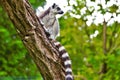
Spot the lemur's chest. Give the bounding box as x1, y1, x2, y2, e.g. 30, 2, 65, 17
42, 14, 56, 28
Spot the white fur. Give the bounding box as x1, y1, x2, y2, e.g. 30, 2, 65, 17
59, 46, 65, 51
65, 74, 73, 79
64, 60, 71, 65
54, 41, 60, 46
62, 52, 69, 58
66, 68, 72, 72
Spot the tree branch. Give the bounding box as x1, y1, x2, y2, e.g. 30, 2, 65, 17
0, 0, 65, 80
100, 20, 107, 77
103, 20, 107, 55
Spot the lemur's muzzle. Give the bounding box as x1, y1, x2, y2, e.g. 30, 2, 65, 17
58, 11, 64, 14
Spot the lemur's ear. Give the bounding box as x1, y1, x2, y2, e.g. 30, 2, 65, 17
52, 3, 56, 8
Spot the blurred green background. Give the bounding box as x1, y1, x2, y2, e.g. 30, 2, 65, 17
0, 0, 120, 80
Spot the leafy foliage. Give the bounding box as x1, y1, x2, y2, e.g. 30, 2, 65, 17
59, 0, 120, 80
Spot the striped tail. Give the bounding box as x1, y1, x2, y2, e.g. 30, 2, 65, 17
53, 40, 73, 80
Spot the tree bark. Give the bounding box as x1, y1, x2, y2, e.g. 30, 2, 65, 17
0, 0, 65, 80
99, 20, 108, 79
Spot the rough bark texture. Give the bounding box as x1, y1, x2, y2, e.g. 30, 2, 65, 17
0, 0, 65, 80
101, 20, 107, 74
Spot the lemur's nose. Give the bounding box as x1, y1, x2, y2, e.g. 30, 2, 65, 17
61, 11, 64, 14
59, 11, 64, 14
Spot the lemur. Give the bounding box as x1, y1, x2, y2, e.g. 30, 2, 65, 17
36, 3, 73, 80
36, 3, 64, 40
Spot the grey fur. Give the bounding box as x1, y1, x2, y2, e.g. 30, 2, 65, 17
37, 3, 63, 39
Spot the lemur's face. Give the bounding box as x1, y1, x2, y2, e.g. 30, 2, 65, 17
51, 3, 64, 14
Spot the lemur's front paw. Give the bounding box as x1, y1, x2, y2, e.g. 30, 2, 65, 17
45, 31, 50, 37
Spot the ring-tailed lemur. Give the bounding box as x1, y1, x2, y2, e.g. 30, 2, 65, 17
36, 3, 73, 80
52, 40, 73, 80
36, 3, 64, 40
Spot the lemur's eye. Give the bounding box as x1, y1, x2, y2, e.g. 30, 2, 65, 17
57, 7, 60, 11
52, 3, 56, 8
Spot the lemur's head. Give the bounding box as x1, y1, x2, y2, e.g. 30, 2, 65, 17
51, 3, 64, 14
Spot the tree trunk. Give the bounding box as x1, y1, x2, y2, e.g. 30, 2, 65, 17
0, 0, 65, 80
